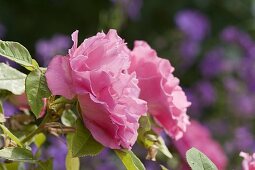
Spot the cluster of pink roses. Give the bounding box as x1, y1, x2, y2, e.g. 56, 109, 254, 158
240, 152, 255, 170
45, 29, 190, 149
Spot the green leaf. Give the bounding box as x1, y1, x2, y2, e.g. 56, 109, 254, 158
0, 63, 26, 95
0, 101, 3, 114
156, 136, 172, 159
0, 90, 12, 99
0, 147, 36, 163
61, 109, 77, 127
18, 162, 26, 170
160, 165, 168, 170
186, 147, 218, 170
66, 150, 80, 170
139, 131, 172, 160
0, 163, 7, 170
138, 116, 151, 135
0, 40, 38, 70
0, 101, 5, 123
114, 150, 145, 170
137, 116, 153, 149
5, 162, 19, 170
32, 59, 39, 69
0, 124, 23, 147
34, 133, 46, 148
37, 159, 53, 170
67, 120, 104, 157
137, 116, 172, 160
26, 69, 51, 118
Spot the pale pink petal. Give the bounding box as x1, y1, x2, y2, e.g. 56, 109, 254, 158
129, 40, 190, 140
45, 56, 75, 99
174, 120, 228, 170
69, 30, 79, 55
78, 94, 121, 149
240, 152, 255, 170
39, 98, 47, 118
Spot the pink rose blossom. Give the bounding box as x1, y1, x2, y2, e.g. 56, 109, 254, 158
9, 93, 29, 110
9, 93, 46, 116
39, 98, 47, 118
46, 30, 147, 149
240, 152, 255, 170
129, 41, 191, 140
174, 120, 228, 170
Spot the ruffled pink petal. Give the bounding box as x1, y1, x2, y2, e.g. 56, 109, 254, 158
129, 40, 191, 140
45, 56, 75, 99
69, 30, 79, 56
78, 94, 121, 149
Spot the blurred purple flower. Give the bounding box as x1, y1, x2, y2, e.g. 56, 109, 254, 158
226, 127, 255, 154
239, 57, 255, 92
35, 34, 71, 66
234, 127, 255, 152
175, 10, 210, 41
145, 161, 162, 170
185, 89, 202, 116
0, 24, 18, 67
97, 162, 117, 170
96, 150, 117, 170
3, 102, 18, 117
231, 94, 255, 117
223, 77, 240, 92
185, 82, 216, 116
195, 80, 216, 107
179, 40, 200, 68
206, 120, 229, 137
32, 144, 38, 156
239, 35, 254, 52
0, 56, 19, 68
80, 149, 119, 170
220, 26, 254, 53
111, 0, 143, 20
246, 46, 255, 58
0, 23, 6, 39
42, 137, 67, 170
200, 48, 225, 77
220, 26, 240, 43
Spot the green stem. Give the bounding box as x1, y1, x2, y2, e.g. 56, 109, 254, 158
21, 111, 51, 144
21, 97, 74, 144
51, 96, 74, 105
0, 124, 24, 147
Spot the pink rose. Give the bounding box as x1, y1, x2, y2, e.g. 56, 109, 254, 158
129, 41, 191, 140
174, 120, 228, 170
9, 93, 29, 110
46, 30, 147, 149
9, 93, 46, 117
240, 152, 255, 170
